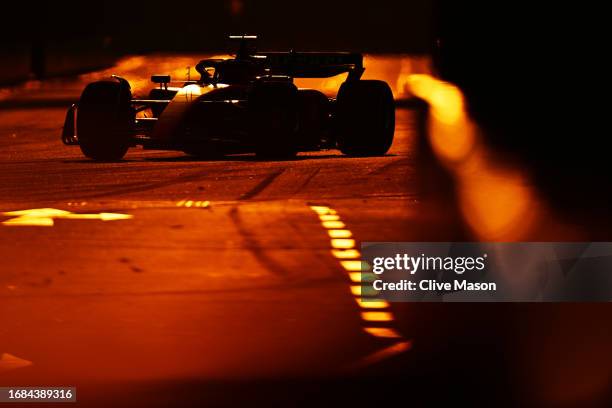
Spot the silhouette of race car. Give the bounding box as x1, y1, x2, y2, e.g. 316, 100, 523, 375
62, 36, 395, 161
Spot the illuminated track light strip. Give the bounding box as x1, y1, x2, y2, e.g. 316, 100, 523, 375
363, 327, 402, 339
311, 206, 336, 215
331, 249, 361, 259
176, 200, 210, 208
351, 285, 380, 297
331, 239, 355, 249
348, 272, 377, 283
355, 298, 390, 309
309, 205, 410, 347
322, 220, 346, 229
328, 229, 353, 238
361, 311, 394, 322
350, 285, 362, 296
341, 261, 363, 272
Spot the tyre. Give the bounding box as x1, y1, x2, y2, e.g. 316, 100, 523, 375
297, 89, 329, 148
77, 78, 133, 161
335, 80, 395, 156
249, 81, 299, 159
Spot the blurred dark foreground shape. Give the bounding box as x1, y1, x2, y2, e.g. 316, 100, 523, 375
391, 2, 612, 407
433, 2, 611, 233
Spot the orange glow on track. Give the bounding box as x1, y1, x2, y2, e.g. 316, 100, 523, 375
359, 341, 412, 363
296, 55, 432, 98
75, 54, 432, 103
362, 327, 402, 338
79, 54, 233, 96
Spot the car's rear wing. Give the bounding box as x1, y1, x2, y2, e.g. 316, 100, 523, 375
257, 52, 364, 80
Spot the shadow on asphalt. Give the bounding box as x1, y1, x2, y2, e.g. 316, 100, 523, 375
0, 98, 77, 110
61, 153, 399, 164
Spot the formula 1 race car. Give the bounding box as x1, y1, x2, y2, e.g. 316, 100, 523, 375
62, 36, 395, 161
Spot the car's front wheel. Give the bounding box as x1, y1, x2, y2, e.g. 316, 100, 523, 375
77, 78, 133, 161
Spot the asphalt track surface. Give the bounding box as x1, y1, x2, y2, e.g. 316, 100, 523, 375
0, 55, 445, 405
1, 56, 611, 407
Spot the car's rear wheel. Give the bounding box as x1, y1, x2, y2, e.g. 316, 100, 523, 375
335, 80, 395, 156
77, 78, 133, 161
249, 81, 299, 159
